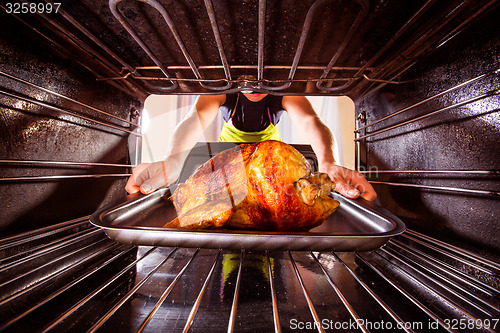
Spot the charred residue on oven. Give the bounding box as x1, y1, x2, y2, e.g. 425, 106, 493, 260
355, 3, 500, 257
1, 0, 499, 331
0, 5, 143, 235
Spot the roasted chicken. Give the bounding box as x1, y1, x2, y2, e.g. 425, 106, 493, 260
164, 140, 339, 231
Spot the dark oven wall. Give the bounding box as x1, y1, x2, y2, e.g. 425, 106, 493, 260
0, 11, 143, 236
1, 0, 498, 245
355, 5, 500, 259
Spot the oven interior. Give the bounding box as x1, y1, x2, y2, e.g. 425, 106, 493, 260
0, 0, 499, 331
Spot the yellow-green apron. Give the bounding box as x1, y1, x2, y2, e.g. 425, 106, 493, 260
219, 119, 281, 143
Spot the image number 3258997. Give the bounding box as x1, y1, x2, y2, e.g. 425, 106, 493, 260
4, 2, 62, 14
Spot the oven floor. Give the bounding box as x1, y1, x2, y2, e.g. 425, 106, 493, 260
0, 218, 498, 332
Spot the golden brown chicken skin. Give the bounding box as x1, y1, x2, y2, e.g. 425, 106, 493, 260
164, 140, 339, 231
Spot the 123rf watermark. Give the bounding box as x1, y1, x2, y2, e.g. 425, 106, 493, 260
290, 318, 499, 331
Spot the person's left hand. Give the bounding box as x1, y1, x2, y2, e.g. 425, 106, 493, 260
320, 164, 377, 201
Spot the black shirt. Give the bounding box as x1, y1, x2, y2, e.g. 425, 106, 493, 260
219, 94, 285, 132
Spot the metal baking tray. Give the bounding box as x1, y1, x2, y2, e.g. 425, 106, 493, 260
90, 187, 406, 251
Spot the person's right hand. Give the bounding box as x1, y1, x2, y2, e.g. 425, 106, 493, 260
125, 160, 180, 194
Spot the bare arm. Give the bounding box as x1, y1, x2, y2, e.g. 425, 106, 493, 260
282, 96, 376, 201
125, 94, 225, 194
165, 94, 224, 162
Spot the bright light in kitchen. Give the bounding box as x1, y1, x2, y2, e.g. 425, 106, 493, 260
140, 108, 150, 134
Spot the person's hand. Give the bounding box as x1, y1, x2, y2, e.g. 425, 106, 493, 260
125, 159, 181, 195
320, 164, 377, 201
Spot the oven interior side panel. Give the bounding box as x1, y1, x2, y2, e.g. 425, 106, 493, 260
355, 5, 499, 257
0, 12, 143, 236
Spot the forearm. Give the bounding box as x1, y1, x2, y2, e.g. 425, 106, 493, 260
282, 96, 336, 167
164, 111, 205, 166
125, 95, 222, 194
306, 118, 376, 200
164, 95, 222, 166
303, 116, 337, 167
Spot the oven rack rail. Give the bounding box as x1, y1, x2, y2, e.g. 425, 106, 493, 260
367, 181, 499, 198
0, 159, 133, 182
104, 0, 493, 95
0, 69, 138, 182
355, 85, 500, 141
354, 69, 500, 135
0, 70, 141, 137
354, 69, 500, 142
7, 0, 498, 96
0, 218, 498, 332
354, 67, 500, 199
106, 0, 372, 93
